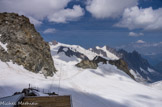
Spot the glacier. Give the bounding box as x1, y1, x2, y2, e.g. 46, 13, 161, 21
0, 42, 162, 107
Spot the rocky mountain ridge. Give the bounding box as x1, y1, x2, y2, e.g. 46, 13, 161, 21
56, 45, 135, 80
0, 12, 56, 76
155, 61, 162, 73
90, 46, 162, 82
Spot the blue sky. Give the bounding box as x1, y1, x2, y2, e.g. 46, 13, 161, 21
0, 0, 162, 55
38, 0, 162, 52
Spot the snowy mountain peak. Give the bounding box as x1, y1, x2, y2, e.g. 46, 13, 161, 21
57, 46, 89, 60
93, 45, 119, 60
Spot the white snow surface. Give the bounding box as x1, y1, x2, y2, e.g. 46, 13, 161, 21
62, 47, 68, 52
96, 46, 119, 60
50, 42, 97, 60
140, 67, 149, 74
0, 43, 162, 107
0, 41, 8, 51
149, 81, 162, 90
130, 69, 138, 79
148, 68, 156, 73
130, 69, 146, 82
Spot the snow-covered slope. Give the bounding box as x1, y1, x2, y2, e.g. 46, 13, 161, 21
96, 46, 119, 60
90, 45, 119, 60
0, 42, 162, 107
50, 42, 97, 60
149, 81, 162, 90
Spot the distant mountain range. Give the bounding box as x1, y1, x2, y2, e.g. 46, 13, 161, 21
90, 46, 162, 82
116, 41, 162, 69
52, 42, 162, 82
142, 53, 162, 66
154, 61, 162, 73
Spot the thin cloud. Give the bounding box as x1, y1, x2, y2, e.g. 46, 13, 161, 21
136, 40, 146, 44
129, 32, 144, 37
43, 28, 57, 34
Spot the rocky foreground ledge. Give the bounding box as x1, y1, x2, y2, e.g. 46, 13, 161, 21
0, 12, 56, 76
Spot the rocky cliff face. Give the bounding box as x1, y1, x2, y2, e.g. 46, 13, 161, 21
0, 12, 56, 76
109, 59, 135, 80
76, 56, 109, 69
117, 50, 154, 81
76, 60, 98, 69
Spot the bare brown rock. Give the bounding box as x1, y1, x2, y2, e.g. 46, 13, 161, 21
109, 59, 135, 80
76, 60, 98, 69
0, 12, 56, 76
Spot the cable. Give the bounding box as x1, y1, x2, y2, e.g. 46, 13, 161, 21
57, 63, 62, 95
49, 73, 55, 93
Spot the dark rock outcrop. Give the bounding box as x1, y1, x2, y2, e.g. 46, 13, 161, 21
76, 56, 108, 69
90, 46, 121, 58
76, 60, 98, 69
118, 50, 154, 81
93, 56, 108, 64
76, 55, 135, 80
118, 50, 152, 71
93, 56, 135, 80
109, 59, 135, 79
58, 46, 89, 60
76, 54, 135, 79
0, 12, 56, 76
90, 48, 107, 57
